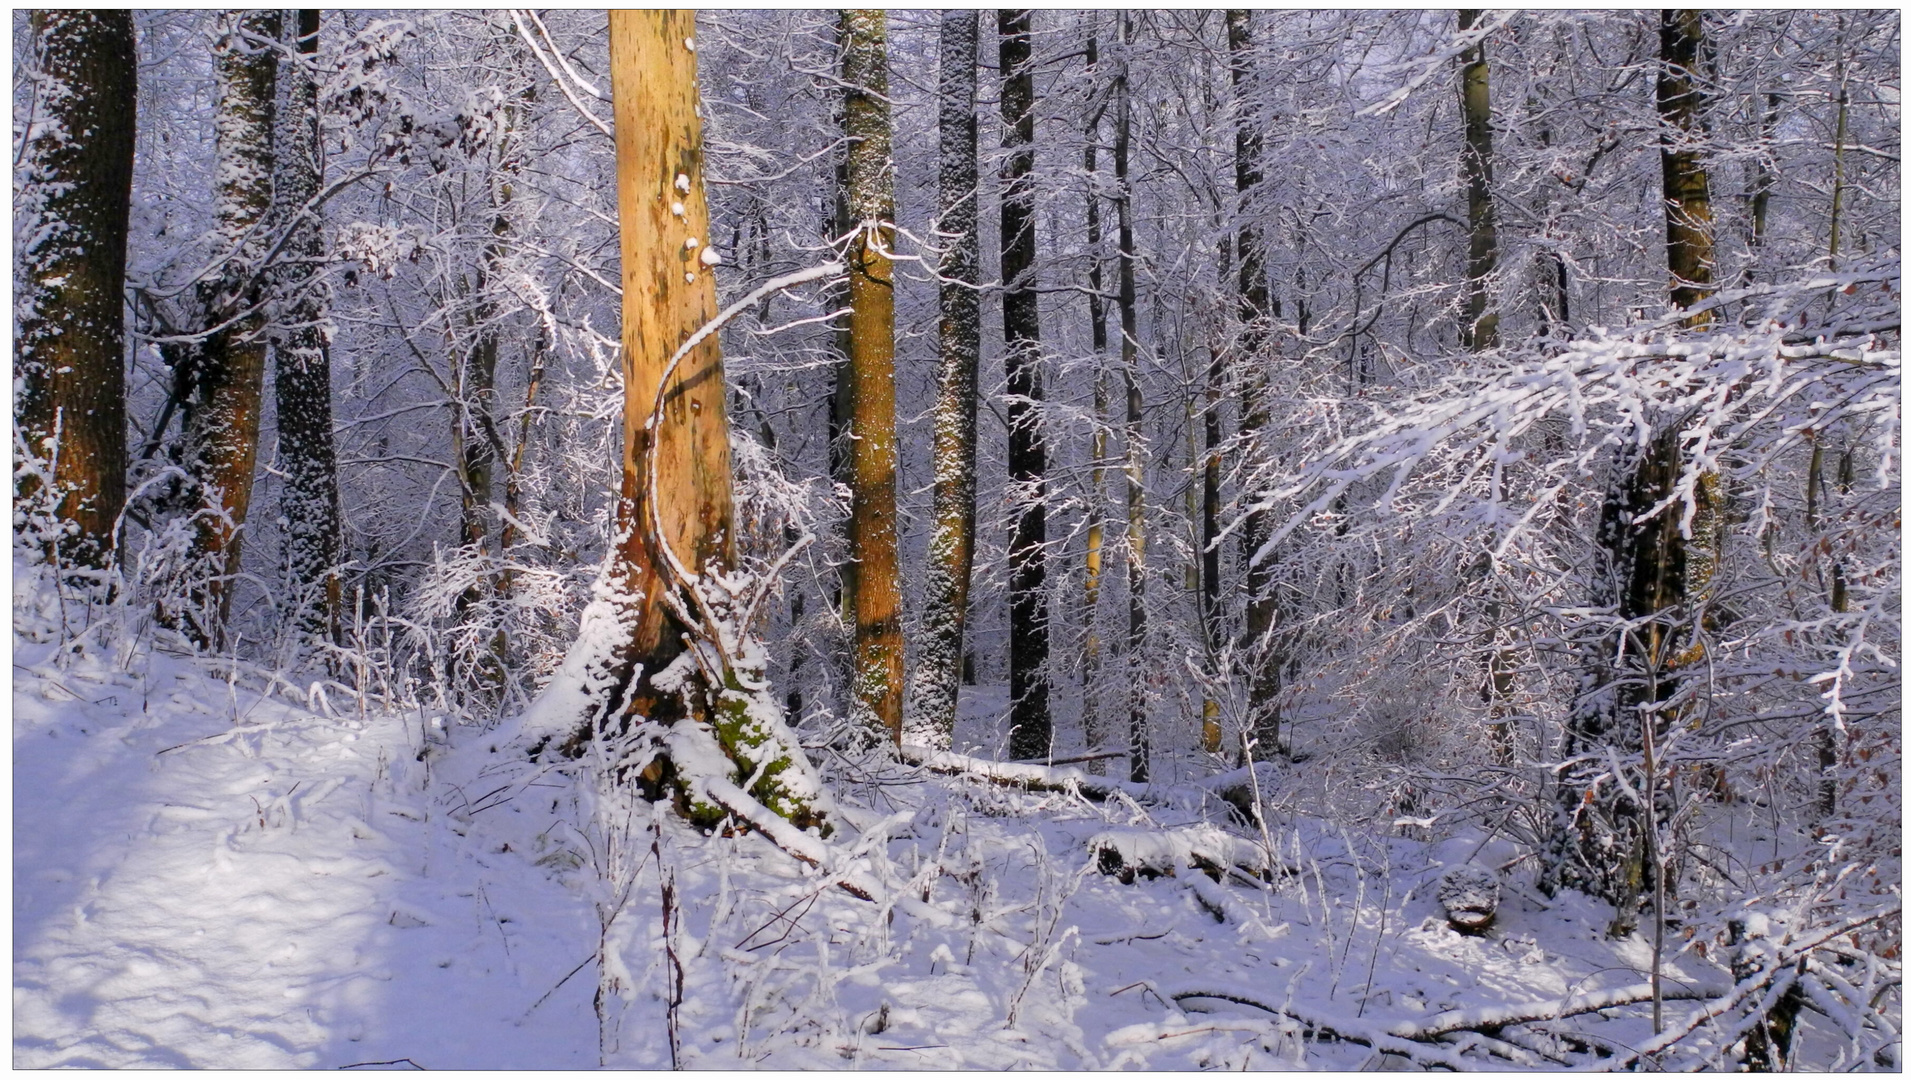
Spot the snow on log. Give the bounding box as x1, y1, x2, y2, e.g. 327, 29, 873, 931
898, 743, 1149, 801
1087, 824, 1272, 884
1436, 864, 1500, 932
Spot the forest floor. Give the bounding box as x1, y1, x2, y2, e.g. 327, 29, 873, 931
9, 626, 1858, 1070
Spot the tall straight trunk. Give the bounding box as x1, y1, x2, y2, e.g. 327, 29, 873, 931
839, 10, 904, 746
14, 11, 135, 573
1658, 8, 1714, 319
907, 9, 980, 750
999, 9, 1050, 761
825, 38, 858, 676
1459, 11, 1511, 753
170, 10, 281, 645
1113, 13, 1148, 784
605, 10, 735, 707
1827, 21, 1849, 273
1227, 9, 1280, 760
531, 13, 824, 833
1457, 9, 1500, 349
272, 9, 342, 644
1200, 243, 1225, 755
1081, 24, 1110, 760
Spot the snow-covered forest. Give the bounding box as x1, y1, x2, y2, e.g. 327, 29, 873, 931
13, 8, 1900, 1069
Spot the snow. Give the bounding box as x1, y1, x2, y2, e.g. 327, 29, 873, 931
13, 594, 1898, 1069
13, 639, 597, 1068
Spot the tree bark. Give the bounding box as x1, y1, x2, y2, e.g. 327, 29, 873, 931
529, 11, 828, 831
839, 10, 905, 746
1081, 22, 1110, 762
1113, 13, 1148, 784
1457, 9, 1500, 349
1548, 12, 1720, 931
999, 9, 1050, 762
606, 10, 735, 706
1227, 9, 1281, 761
907, 9, 980, 750
15, 11, 136, 574
168, 10, 281, 645
1658, 8, 1714, 320
272, 9, 343, 645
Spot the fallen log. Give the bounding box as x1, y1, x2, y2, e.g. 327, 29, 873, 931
898, 744, 1148, 801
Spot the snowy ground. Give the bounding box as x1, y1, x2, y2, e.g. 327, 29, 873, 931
12, 630, 1888, 1069
13, 639, 595, 1069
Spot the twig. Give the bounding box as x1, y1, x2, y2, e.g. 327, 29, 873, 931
520, 954, 595, 1021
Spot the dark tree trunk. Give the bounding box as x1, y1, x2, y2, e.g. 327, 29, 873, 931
907, 9, 980, 749
15, 11, 136, 574
1546, 12, 1721, 937
1227, 9, 1281, 761
1658, 8, 1714, 319
1081, 22, 1110, 761
999, 9, 1050, 762
1113, 13, 1148, 784
1457, 9, 1500, 349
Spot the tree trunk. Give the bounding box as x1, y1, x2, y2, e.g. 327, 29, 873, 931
1548, 11, 1719, 932
999, 9, 1050, 762
1081, 22, 1110, 763
1457, 9, 1500, 350
607, 10, 736, 703
1227, 9, 1281, 761
532, 11, 826, 830
1113, 13, 1148, 784
839, 10, 905, 747
272, 9, 343, 645
168, 10, 281, 646
1658, 8, 1714, 320
15, 11, 136, 574
1746, 91, 1780, 281
907, 9, 980, 750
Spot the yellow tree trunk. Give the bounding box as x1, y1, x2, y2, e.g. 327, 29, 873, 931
607, 9, 736, 686
840, 9, 905, 747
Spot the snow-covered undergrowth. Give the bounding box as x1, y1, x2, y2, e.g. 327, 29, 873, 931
13, 590, 1899, 1069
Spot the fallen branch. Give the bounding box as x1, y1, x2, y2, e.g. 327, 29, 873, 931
899, 743, 1146, 801
1174, 988, 1475, 1071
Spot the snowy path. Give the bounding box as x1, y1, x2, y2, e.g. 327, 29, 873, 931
13, 645, 598, 1069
